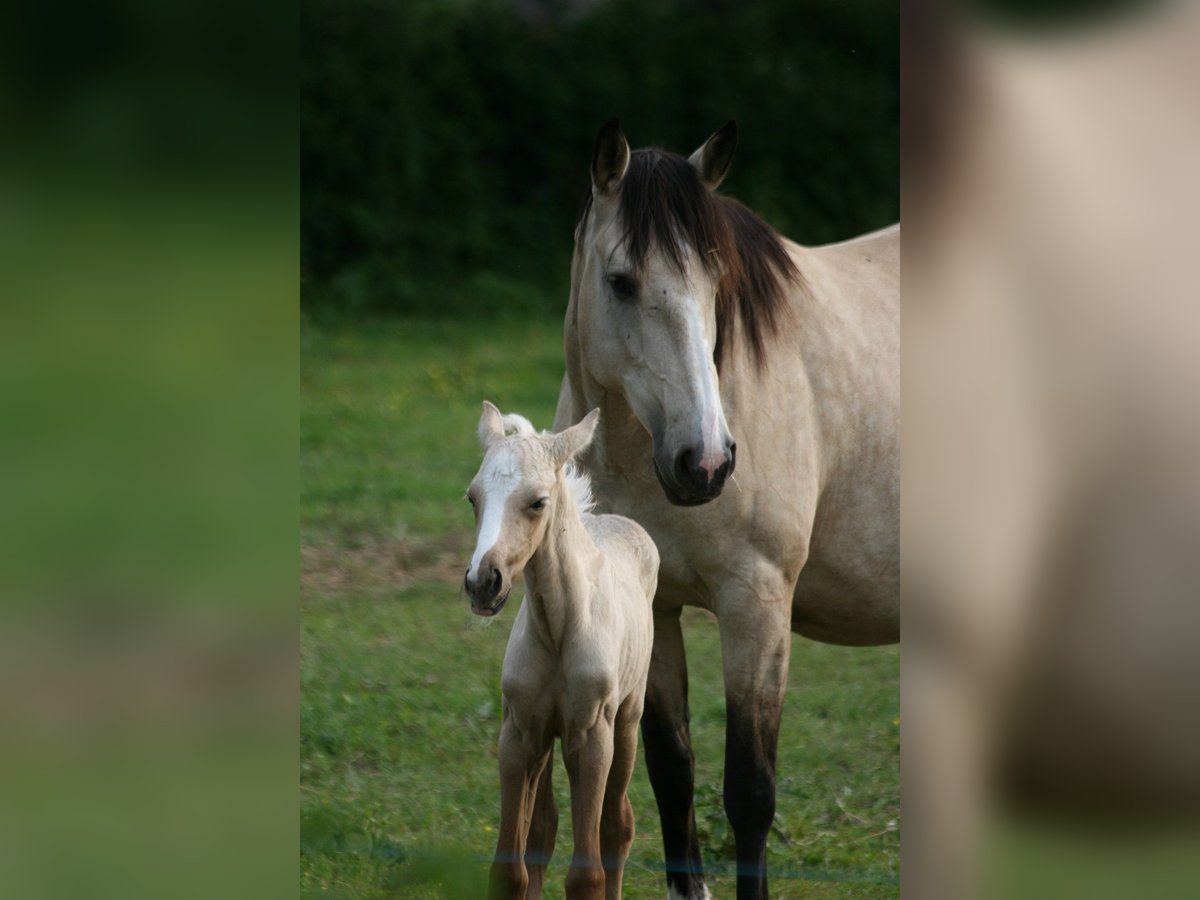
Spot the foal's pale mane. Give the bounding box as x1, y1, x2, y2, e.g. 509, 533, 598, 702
578, 147, 802, 369
499, 413, 537, 437
562, 463, 595, 517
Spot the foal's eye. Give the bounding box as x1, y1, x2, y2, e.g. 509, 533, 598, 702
529, 498, 548, 511
606, 273, 637, 300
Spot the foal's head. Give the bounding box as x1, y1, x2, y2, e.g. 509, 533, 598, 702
463, 402, 599, 617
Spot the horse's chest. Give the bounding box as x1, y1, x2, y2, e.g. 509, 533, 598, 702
590, 482, 733, 607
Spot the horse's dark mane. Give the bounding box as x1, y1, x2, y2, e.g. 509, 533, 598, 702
578, 147, 801, 369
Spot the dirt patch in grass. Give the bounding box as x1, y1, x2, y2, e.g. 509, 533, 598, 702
301, 532, 470, 598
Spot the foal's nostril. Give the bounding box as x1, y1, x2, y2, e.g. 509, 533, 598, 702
488, 567, 502, 598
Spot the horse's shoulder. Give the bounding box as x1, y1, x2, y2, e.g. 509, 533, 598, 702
585, 512, 660, 585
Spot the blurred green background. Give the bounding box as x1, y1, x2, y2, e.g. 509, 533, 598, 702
301, 0, 899, 319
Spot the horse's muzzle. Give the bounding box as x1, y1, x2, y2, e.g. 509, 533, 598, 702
654, 441, 736, 506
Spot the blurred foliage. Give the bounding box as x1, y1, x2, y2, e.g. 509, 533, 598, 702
301, 0, 898, 318
965, 0, 1157, 31
1, 3, 297, 897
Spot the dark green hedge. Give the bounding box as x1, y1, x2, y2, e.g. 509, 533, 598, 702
301, 0, 897, 317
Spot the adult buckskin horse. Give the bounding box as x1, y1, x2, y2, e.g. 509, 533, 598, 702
553, 120, 899, 899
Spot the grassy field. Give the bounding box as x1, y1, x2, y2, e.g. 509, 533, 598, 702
301, 317, 899, 898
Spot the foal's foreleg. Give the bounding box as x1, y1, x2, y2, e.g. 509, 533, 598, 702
599, 703, 641, 899
490, 714, 547, 900
641, 606, 708, 899
562, 710, 615, 899
523, 748, 557, 899
719, 596, 792, 900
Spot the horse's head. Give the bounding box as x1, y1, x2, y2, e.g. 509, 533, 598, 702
463, 402, 599, 616
572, 119, 776, 506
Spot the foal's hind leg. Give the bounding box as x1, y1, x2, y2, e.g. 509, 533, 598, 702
641, 606, 708, 899
599, 701, 641, 899
523, 748, 558, 899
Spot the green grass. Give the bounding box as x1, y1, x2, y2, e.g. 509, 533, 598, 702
301, 316, 899, 898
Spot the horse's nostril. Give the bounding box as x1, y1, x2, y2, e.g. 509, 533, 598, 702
674, 448, 695, 483
489, 567, 502, 598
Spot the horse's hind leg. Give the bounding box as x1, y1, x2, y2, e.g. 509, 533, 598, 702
641, 606, 708, 899
599, 702, 641, 899
523, 748, 558, 899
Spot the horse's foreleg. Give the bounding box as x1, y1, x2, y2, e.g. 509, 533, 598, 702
523, 748, 557, 899
490, 714, 545, 900
599, 701, 641, 899
641, 606, 709, 899
562, 712, 615, 899
720, 598, 792, 900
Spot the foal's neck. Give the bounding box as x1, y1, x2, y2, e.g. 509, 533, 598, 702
524, 476, 598, 650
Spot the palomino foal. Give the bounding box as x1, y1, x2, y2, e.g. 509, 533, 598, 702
464, 402, 659, 900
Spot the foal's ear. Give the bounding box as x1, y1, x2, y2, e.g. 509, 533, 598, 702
591, 118, 630, 196
478, 400, 505, 450
688, 120, 738, 191
551, 408, 600, 468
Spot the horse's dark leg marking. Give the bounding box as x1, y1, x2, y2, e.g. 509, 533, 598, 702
721, 604, 791, 900
724, 704, 783, 899
642, 606, 708, 899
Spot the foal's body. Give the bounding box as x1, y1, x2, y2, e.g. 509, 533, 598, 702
464, 404, 658, 899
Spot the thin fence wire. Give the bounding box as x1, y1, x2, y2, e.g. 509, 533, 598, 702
300, 836, 898, 886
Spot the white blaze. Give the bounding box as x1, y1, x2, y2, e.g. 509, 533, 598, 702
699, 406, 725, 479
468, 450, 517, 581
685, 305, 728, 479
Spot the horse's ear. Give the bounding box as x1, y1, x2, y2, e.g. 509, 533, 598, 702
591, 119, 630, 196
552, 408, 600, 468
688, 120, 738, 191
478, 400, 505, 450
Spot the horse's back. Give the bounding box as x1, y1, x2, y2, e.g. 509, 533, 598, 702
807, 223, 900, 300
782, 223, 900, 645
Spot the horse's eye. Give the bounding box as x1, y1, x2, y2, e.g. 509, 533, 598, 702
529, 498, 548, 511
607, 273, 637, 300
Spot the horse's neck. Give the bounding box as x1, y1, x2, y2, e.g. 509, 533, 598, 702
523, 482, 598, 650
592, 393, 654, 479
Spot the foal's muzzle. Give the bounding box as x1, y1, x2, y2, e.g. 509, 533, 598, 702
464, 566, 510, 617
653, 440, 737, 506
